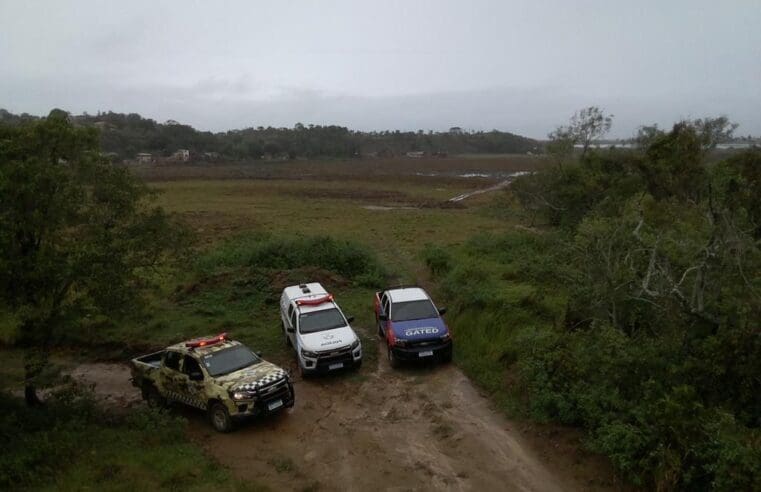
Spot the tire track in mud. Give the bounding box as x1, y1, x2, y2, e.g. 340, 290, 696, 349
71, 342, 618, 491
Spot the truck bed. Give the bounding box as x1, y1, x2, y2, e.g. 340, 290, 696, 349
130, 350, 164, 388
134, 351, 163, 368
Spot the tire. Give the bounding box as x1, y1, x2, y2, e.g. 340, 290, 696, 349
143, 385, 166, 409
377, 322, 384, 339
285, 385, 296, 408
440, 350, 453, 364
387, 346, 400, 369
353, 359, 363, 371
298, 362, 311, 379
208, 401, 234, 433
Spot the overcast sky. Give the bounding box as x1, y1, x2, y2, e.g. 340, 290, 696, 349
1, 0, 759, 138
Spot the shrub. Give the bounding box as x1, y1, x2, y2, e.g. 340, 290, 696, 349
421, 243, 452, 277
0, 388, 238, 489
196, 233, 387, 287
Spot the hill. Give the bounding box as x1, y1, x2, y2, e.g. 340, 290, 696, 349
0, 109, 540, 160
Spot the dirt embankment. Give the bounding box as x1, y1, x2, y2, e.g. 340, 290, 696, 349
72, 344, 623, 491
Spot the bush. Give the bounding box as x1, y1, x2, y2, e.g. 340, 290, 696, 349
427, 216, 760, 488
421, 243, 452, 277
196, 233, 388, 287
0, 388, 242, 489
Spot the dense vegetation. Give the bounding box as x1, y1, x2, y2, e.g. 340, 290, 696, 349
0, 110, 184, 404
0, 113, 391, 488
426, 120, 761, 489
0, 109, 539, 160
0, 385, 257, 490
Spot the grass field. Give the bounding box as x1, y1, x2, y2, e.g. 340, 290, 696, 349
1, 155, 546, 490
1, 154, 543, 370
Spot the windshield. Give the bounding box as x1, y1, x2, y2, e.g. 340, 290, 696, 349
391, 300, 439, 321
299, 308, 346, 334
201, 345, 261, 377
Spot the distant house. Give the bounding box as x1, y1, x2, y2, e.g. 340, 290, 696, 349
171, 149, 190, 162
406, 151, 426, 158
136, 152, 153, 164
449, 126, 463, 135
202, 151, 220, 160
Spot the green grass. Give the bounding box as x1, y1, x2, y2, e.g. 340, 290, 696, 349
0, 391, 264, 492
421, 230, 567, 417
75, 233, 388, 371
56, 175, 515, 367
3, 166, 535, 490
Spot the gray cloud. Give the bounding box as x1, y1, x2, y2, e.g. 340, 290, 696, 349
1, 0, 759, 138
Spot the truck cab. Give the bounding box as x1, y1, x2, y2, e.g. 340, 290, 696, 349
374, 286, 452, 368
280, 282, 362, 376
130, 333, 294, 432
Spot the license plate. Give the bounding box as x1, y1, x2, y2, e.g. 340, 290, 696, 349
419, 350, 434, 357
328, 362, 344, 370
267, 399, 283, 411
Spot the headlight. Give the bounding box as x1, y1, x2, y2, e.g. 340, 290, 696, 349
232, 391, 252, 400
395, 338, 407, 347
351, 339, 360, 349
440, 333, 451, 342
300, 349, 317, 358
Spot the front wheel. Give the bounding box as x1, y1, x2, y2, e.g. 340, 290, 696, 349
298, 361, 311, 379
440, 350, 453, 364
209, 402, 234, 433
387, 346, 400, 369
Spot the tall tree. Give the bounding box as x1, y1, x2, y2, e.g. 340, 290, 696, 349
549, 106, 613, 159
0, 110, 183, 404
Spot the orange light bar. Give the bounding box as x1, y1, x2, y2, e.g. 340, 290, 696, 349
296, 294, 334, 306
186, 332, 228, 349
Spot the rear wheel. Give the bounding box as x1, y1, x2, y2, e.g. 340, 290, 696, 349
387, 346, 400, 369
209, 402, 233, 433
143, 385, 166, 409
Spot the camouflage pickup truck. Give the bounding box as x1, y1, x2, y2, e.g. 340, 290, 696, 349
130, 333, 294, 432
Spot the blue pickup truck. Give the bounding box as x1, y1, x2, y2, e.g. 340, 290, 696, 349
374, 286, 453, 368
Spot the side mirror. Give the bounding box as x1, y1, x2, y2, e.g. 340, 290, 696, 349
255, 351, 263, 357
438, 307, 447, 316
286, 326, 295, 333
346, 316, 355, 324
189, 371, 204, 381
378, 314, 388, 321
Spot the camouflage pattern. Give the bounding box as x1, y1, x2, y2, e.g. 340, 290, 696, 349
134, 337, 292, 417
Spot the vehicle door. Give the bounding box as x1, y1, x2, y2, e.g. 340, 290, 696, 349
158, 350, 184, 401
180, 355, 208, 410
288, 305, 299, 348
379, 293, 391, 336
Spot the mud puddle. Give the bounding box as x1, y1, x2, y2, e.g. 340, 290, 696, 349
448, 172, 530, 202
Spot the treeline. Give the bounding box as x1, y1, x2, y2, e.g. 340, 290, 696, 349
425, 117, 760, 489
0, 109, 539, 160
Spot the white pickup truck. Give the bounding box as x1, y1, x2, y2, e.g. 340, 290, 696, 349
280, 282, 362, 376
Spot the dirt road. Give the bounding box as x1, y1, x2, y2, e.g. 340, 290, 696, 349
73, 345, 619, 491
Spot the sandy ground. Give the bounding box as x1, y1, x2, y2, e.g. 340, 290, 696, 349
70, 343, 623, 492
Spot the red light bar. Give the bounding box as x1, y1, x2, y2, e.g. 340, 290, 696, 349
186, 332, 228, 349
296, 294, 334, 306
